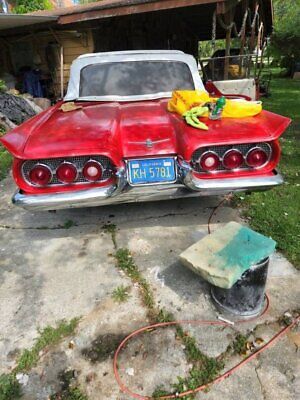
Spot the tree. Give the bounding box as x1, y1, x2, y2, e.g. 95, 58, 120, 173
270, 0, 300, 75
13, 0, 52, 14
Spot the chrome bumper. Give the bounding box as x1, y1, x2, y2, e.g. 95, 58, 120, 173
12, 169, 283, 211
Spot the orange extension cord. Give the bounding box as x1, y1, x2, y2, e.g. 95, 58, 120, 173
113, 295, 300, 399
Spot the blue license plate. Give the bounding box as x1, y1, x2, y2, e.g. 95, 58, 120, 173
128, 157, 176, 185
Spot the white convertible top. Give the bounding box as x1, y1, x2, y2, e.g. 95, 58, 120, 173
77, 50, 185, 59
64, 50, 205, 102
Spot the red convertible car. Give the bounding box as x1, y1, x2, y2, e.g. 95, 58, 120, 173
1, 51, 291, 211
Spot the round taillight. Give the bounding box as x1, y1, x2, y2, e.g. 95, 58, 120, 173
82, 160, 103, 182
223, 149, 244, 170
56, 162, 78, 183
246, 148, 268, 168
199, 152, 220, 171
29, 164, 52, 186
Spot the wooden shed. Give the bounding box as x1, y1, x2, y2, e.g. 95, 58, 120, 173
0, 0, 273, 100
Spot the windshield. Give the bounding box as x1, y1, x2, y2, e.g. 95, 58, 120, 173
79, 61, 195, 97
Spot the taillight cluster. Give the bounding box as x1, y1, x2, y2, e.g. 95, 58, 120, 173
194, 143, 271, 173
23, 157, 109, 187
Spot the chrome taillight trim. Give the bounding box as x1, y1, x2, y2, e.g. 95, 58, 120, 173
198, 151, 220, 172
28, 163, 53, 187
22, 155, 114, 187
191, 142, 272, 174
56, 161, 79, 183
82, 159, 104, 182
222, 148, 244, 170
245, 145, 272, 169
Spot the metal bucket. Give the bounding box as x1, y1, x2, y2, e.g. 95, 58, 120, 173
211, 257, 269, 318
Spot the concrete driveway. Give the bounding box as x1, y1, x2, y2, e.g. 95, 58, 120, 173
0, 174, 299, 400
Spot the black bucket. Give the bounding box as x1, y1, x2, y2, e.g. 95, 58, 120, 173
211, 257, 269, 318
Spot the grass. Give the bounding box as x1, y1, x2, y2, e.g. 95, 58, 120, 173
0, 128, 12, 181
16, 318, 79, 372
236, 70, 300, 268
112, 285, 130, 303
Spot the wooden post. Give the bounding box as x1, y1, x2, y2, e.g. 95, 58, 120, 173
239, 0, 249, 78
250, 2, 259, 54
60, 45, 64, 99
224, 9, 233, 80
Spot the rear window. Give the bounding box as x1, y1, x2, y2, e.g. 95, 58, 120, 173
79, 61, 195, 97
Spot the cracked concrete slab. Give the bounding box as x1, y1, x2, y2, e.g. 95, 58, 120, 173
1, 175, 300, 400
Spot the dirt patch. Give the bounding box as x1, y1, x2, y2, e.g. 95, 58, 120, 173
81, 333, 126, 363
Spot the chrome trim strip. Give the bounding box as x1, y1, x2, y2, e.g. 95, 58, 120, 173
127, 138, 171, 146
183, 169, 283, 192
12, 169, 283, 211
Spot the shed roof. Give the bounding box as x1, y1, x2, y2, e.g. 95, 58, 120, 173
30, 0, 223, 19
0, 13, 57, 31
0, 0, 273, 37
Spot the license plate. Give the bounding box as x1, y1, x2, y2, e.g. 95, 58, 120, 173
127, 157, 176, 185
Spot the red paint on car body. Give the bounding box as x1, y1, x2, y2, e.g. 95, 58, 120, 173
0, 98, 291, 195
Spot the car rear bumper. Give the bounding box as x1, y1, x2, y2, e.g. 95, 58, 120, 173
12, 169, 283, 211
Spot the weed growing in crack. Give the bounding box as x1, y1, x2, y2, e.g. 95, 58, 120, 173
115, 248, 156, 317
50, 370, 88, 400
16, 318, 79, 371
152, 385, 170, 398
102, 223, 117, 249
155, 309, 175, 323
112, 285, 130, 303
170, 327, 224, 399
113, 248, 226, 400
230, 333, 248, 355
0, 373, 21, 400
63, 220, 76, 229
0, 319, 80, 399
171, 356, 224, 399
59, 387, 88, 400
